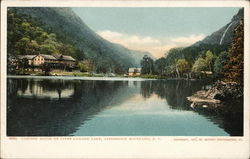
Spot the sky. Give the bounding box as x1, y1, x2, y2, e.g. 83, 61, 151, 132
73, 7, 240, 58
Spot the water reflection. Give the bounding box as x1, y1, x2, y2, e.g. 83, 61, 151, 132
7, 78, 137, 136
140, 80, 205, 110
140, 80, 243, 136
7, 78, 243, 136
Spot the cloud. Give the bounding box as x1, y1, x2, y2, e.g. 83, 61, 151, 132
97, 30, 205, 58
145, 44, 178, 58
97, 30, 160, 47
171, 34, 205, 45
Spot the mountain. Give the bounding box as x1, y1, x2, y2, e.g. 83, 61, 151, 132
12, 7, 153, 71
194, 8, 243, 46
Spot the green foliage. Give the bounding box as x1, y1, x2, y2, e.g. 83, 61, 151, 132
153, 43, 228, 78
204, 50, 216, 72
165, 64, 177, 78
141, 55, 154, 74
154, 57, 166, 75
78, 61, 91, 72
176, 59, 191, 77
214, 51, 229, 74
192, 57, 207, 73
7, 8, 134, 74
18, 58, 29, 74
96, 58, 114, 73
7, 8, 79, 59
42, 63, 51, 76
224, 20, 244, 85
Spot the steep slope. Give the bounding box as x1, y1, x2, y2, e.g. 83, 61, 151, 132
12, 7, 153, 70
194, 8, 243, 46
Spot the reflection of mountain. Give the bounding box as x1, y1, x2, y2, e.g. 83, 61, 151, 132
7, 78, 139, 136
139, 80, 243, 136
7, 78, 242, 136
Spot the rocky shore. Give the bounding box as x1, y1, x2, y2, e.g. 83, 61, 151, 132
187, 81, 243, 112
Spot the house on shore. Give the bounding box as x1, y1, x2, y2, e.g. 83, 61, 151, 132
128, 68, 141, 76
15, 54, 76, 71
33, 54, 57, 66
53, 54, 76, 68
18, 55, 36, 65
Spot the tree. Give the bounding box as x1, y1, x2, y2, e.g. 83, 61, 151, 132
141, 55, 154, 74
42, 63, 51, 76
165, 64, 176, 78
18, 58, 29, 74
154, 57, 166, 75
7, 9, 78, 59
96, 58, 113, 73
224, 20, 244, 86
192, 57, 207, 76
205, 50, 216, 72
15, 37, 30, 55
176, 59, 190, 78
78, 60, 93, 72
214, 51, 229, 75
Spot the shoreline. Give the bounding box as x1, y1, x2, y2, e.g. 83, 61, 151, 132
7, 75, 157, 81
7, 74, 207, 82
187, 81, 243, 113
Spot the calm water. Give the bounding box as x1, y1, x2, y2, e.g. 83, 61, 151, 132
7, 76, 243, 136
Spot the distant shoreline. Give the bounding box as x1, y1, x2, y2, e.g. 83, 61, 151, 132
7, 75, 157, 81
7, 74, 206, 82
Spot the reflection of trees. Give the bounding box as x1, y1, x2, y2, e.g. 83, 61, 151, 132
193, 106, 243, 136
7, 78, 243, 136
140, 81, 154, 98
7, 79, 136, 136
140, 80, 206, 110
140, 80, 243, 136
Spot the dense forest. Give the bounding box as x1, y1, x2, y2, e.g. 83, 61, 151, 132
7, 8, 153, 74
140, 20, 244, 86
141, 44, 229, 78
7, 7, 243, 82
140, 8, 243, 84
7, 8, 121, 73
7, 9, 80, 57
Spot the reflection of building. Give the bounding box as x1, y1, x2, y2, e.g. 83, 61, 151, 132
16, 80, 74, 99
128, 68, 141, 76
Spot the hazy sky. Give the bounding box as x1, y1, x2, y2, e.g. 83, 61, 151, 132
73, 7, 240, 58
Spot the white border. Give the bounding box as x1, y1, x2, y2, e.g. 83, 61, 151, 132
1, 0, 250, 158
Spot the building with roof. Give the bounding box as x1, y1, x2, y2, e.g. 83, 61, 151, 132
128, 67, 141, 76
18, 55, 36, 65
16, 54, 77, 71
53, 54, 76, 68
33, 54, 58, 66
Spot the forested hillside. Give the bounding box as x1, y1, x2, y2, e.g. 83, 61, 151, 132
7, 7, 153, 73
141, 8, 243, 82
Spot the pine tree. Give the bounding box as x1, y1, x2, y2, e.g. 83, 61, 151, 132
224, 20, 244, 86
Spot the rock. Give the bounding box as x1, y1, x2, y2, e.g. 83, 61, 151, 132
187, 81, 243, 110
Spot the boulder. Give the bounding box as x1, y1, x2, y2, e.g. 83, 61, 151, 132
187, 81, 243, 110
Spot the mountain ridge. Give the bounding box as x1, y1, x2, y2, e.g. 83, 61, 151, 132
193, 8, 243, 47
12, 7, 154, 71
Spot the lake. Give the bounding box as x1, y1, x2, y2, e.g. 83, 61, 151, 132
7, 76, 243, 136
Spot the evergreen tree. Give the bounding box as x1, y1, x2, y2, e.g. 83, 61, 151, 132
214, 51, 229, 75
141, 55, 154, 74
224, 20, 244, 86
